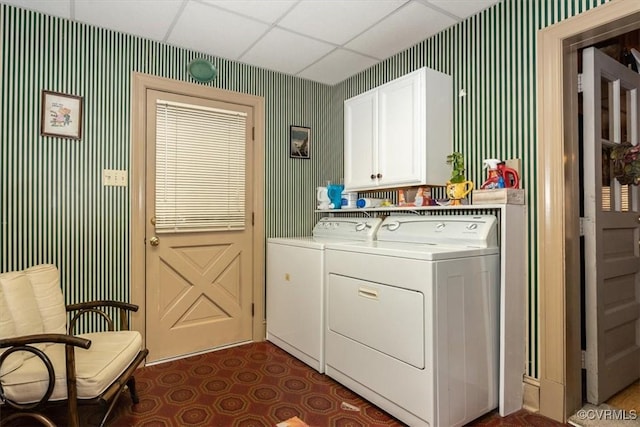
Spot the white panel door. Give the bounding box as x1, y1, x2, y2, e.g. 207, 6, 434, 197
582, 46, 640, 404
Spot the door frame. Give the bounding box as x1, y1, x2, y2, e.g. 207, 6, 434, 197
130, 73, 266, 357
537, 0, 640, 421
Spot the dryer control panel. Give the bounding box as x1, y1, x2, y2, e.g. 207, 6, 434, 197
313, 217, 382, 241
377, 215, 498, 247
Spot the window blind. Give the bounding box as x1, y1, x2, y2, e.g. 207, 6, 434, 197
155, 100, 247, 232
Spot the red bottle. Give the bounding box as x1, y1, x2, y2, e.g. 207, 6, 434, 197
497, 163, 520, 188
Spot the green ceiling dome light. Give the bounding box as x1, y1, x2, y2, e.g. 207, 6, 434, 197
188, 58, 217, 83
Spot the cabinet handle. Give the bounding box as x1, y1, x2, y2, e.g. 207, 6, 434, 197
370, 174, 376, 180
377, 173, 382, 179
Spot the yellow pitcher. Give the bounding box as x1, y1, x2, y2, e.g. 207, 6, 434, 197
446, 180, 474, 205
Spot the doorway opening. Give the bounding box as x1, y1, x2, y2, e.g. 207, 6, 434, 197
577, 33, 640, 411
537, 0, 640, 421
129, 73, 266, 364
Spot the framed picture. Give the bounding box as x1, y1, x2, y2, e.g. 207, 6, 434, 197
290, 125, 310, 159
41, 90, 83, 139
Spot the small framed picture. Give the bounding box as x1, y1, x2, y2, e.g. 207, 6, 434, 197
41, 90, 83, 139
290, 125, 310, 159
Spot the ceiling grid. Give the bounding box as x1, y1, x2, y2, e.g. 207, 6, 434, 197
2, 0, 501, 84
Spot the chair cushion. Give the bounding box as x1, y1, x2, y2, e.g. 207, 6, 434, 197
0, 272, 44, 337
0, 281, 23, 377
1, 330, 143, 403
25, 264, 67, 334
0, 271, 46, 360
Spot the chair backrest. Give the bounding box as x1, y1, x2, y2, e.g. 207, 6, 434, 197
0, 264, 67, 376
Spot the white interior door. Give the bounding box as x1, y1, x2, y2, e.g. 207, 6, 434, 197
144, 89, 255, 363
582, 46, 640, 404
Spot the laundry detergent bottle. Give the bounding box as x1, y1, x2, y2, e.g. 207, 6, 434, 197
480, 159, 505, 189
497, 162, 520, 188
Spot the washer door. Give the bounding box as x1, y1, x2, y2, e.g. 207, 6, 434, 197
266, 243, 323, 370
327, 274, 425, 369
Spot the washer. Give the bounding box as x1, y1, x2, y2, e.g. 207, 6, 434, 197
266, 216, 382, 372
324, 215, 500, 427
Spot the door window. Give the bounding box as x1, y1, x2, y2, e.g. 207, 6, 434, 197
155, 100, 247, 232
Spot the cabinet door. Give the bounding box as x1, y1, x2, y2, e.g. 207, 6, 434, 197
344, 91, 377, 190
378, 69, 426, 187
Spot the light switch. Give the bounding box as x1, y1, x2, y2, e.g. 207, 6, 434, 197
103, 169, 128, 187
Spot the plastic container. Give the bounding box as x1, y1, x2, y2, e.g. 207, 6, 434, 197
341, 192, 358, 208
327, 184, 344, 209
356, 198, 384, 208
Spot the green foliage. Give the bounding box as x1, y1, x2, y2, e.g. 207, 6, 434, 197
446, 152, 467, 184
611, 142, 640, 185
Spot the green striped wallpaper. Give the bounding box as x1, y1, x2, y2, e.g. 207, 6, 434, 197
0, 4, 335, 296
332, 0, 610, 380
0, 0, 611, 377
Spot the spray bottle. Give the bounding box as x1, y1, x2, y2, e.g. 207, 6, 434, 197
481, 159, 505, 189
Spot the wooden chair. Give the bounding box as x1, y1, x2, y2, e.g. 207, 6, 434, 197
0, 264, 148, 427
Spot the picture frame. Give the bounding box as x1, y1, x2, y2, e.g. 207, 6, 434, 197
289, 125, 310, 159
41, 90, 83, 139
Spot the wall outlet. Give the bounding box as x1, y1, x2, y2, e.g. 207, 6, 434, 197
103, 169, 128, 187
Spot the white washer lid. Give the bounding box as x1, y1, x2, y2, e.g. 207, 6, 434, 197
268, 236, 324, 249
325, 240, 499, 260
267, 236, 374, 250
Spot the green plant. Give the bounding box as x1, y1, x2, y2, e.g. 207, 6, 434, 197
611, 141, 640, 185
446, 152, 467, 183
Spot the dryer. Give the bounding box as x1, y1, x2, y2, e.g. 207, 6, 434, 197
324, 215, 500, 427
266, 216, 382, 372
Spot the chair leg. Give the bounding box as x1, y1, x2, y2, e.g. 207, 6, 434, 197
127, 377, 140, 404
98, 376, 140, 427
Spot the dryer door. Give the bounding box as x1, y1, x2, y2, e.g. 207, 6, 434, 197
327, 274, 425, 368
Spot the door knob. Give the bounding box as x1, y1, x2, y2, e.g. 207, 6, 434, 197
149, 236, 160, 246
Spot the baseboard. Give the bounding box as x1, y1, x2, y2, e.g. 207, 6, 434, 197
523, 376, 541, 413
539, 378, 566, 422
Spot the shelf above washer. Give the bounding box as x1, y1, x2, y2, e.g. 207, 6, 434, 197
315, 204, 509, 214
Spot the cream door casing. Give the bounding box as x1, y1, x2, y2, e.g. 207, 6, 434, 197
582, 46, 640, 404
145, 89, 254, 363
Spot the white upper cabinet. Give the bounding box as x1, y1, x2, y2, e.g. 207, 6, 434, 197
344, 67, 452, 191
344, 91, 377, 190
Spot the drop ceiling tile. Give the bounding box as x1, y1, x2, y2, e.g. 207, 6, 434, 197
2, 0, 71, 18
201, 0, 297, 24
297, 49, 378, 85
428, 0, 500, 19
345, 1, 456, 60
168, 1, 270, 60
75, 0, 183, 41
278, 0, 407, 45
5, 0, 505, 85
240, 27, 334, 76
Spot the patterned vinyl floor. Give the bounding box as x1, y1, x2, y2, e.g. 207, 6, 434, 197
2, 341, 571, 426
